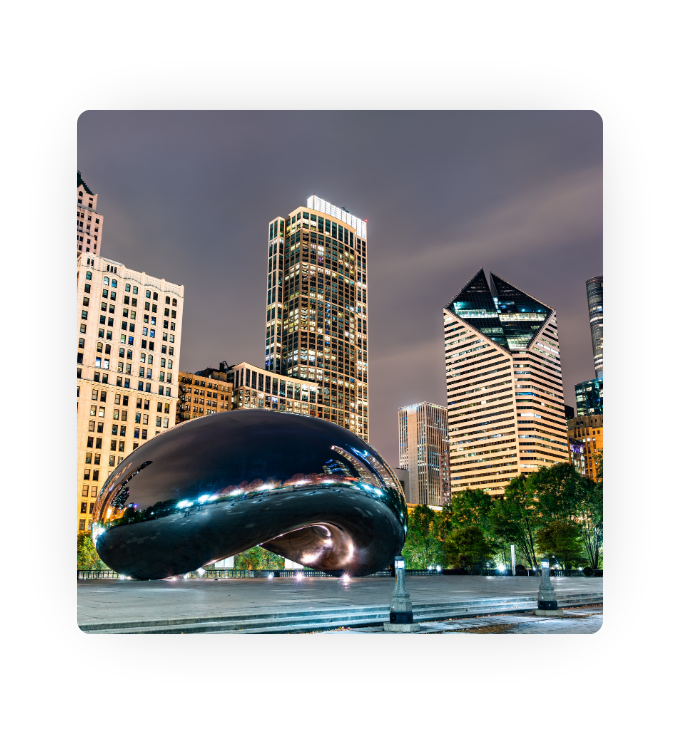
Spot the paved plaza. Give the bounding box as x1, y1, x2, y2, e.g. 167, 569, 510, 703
78, 575, 602, 632
321, 605, 603, 634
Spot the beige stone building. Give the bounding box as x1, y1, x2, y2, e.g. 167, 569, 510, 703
264, 196, 369, 440
176, 366, 233, 422
226, 361, 320, 416
76, 252, 184, 532
398, 402, 450, 507
568, 414, 603, 481
77, 171, 104, 256
444, 269, 569, 496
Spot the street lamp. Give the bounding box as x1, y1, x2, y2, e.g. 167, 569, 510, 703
534, 558, 564, 616
384, 555, 421, 633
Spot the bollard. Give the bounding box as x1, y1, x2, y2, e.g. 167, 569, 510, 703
384, 555, 421, 633
534, 558, 564, 616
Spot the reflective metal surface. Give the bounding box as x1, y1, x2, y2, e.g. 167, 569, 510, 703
92, 410, 407, 579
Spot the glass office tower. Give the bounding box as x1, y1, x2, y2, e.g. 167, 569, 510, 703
575, 378, 603, 416
443, 269, 569, 495
264, 196, 369, 440
586, 275, 603, 379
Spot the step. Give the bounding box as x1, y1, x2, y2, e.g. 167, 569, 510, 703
81, 591, 602, 634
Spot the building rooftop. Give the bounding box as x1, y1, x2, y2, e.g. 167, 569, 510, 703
446, 268, 552, 351
77, 170, 94, 196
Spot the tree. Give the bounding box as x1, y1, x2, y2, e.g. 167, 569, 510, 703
402, 505, 444, 568
443, 525, 495, 572
535, 520, 585, 567
528, 462, 581, 523
573, 461, 603, 569
441, 488, 495, 533
490, 474, 540, 568
77, 533, 108, 570
234, 546, 284, 570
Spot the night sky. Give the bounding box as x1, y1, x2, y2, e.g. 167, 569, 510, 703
77, 111, 602, 466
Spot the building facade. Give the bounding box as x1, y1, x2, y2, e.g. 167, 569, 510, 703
76, 253, 184, 532
586, 275, 603, 379
264, 196, 369, 440
443, 269, 569, 496
77, 171, 104, 256
398, 402, 449, 506
226, 362, 321, 417
575, 378, 603, 416
176, 366, 232, 422
568, 414, 603, 481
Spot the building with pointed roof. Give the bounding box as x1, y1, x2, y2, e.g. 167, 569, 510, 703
77, 171, 104, 256
443, 269, 569, 495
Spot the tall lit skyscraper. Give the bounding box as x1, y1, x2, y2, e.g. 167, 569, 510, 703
77, 171, 104, 256
398, 402, 449, 506
443, 269, 569, 495
264, 196, 369, 440
573, 275, 604, 419
76, 252, 184, 533
586, 275, 603, 379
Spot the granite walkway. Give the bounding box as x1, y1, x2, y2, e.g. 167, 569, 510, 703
320, 605, 603, 634
78, 575, 602, 627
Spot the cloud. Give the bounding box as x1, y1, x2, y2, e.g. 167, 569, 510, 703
376, 165, 603, 283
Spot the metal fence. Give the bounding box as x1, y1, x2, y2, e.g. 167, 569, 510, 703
77, 567, 601, 580
77, 570, 120, 580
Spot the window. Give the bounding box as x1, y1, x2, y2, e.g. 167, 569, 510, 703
133, 286, 138, 295
79, 520, 86, 531
86, 271, 92, 280
83, 469, 90, 480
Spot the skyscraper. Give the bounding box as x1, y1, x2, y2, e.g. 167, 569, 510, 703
77, 252, 184, 533
398, 402, 449, 506
77, 171, 104, 256
573, 276, 604, 419
264, 196, 369, 440
575, 378, 603, 416
586, 275, 603, 379
443, 269, 569, 496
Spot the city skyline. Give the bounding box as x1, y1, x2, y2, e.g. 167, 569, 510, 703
77, 110, 602, 465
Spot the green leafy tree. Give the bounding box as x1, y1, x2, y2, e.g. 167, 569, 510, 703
443, 525, 495, 572
234, 546, 285, 570
535, 520, 585, 568
490, 474, 540, 569
440, 488, 495, 533
528, 462, 581, 523
77, 533, 108, 570
574, 458, 603, 569
402, 505, 444, 568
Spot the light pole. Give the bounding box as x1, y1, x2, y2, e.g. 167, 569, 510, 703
384, 555, 421, 633
534, 557, 564, 616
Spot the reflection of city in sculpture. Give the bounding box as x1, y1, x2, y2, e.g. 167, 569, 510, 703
92, 411, 407, 579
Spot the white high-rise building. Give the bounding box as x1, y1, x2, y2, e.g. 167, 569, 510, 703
76, 252, 184, 533
398, 402, 449, 506
444, 269, 569, 495
77, 171, 104, 256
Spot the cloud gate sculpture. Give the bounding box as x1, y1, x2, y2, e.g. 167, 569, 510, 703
92, 410, 408, 579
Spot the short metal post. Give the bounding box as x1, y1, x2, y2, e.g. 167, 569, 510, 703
384, 555, 421, 633
534, 557, 564, 616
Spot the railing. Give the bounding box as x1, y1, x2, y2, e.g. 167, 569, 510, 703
77, 570, 120, 579
77, 567, 601, 580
